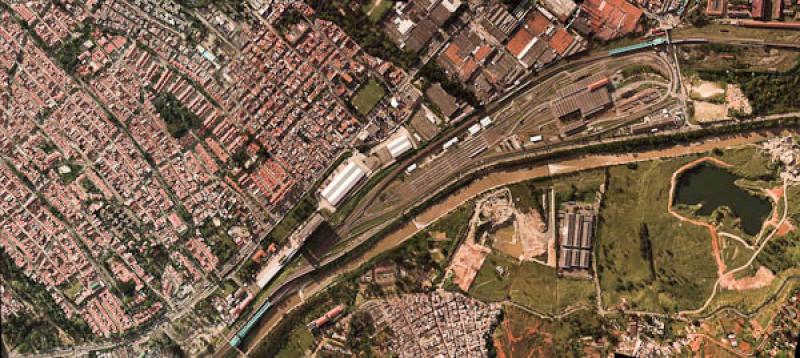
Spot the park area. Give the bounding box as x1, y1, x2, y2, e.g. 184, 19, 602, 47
595, 145, 780, 313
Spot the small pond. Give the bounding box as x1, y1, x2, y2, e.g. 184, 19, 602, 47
674, 163, 772, 236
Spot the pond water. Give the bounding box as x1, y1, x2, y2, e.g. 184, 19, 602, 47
674, 163, 772, 236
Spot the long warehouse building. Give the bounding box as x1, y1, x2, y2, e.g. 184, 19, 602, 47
320, 161, 368, 207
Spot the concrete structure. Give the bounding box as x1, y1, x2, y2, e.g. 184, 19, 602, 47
468, 123, 482, 135
426, 83, 459, 119
577, 0, 643, 41
551, 73, 613, 121
540, 0, 579, 22
705, 0, 727, 16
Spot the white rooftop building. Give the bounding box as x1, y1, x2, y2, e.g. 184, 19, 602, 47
320, 161, 367, 207
387, 135, 414, 158
468, 123, 482, 136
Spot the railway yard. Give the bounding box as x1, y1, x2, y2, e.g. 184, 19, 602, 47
4, 0, 800, 357
222, 33, 800, 356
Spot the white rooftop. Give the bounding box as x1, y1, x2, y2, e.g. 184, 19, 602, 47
387, 135, 413, 158
320, 161, 367, 206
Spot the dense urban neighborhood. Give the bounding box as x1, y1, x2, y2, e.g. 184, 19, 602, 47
1, 0, 800, 357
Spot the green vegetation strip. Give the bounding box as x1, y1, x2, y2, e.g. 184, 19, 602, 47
251, 116, 800, 352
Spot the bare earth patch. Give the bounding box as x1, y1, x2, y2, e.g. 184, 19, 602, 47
450, 242, 491, 291
514, 211, 548, 260
691, 80, 725, 99
720, 266, 775, 291
693, 101, 728, 123
726, 84, 752, 115
492, 225, 524, 258
775, 219, 795, 238
762, 186, 784, 228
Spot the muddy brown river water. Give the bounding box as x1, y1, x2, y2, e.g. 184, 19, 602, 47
241, 129, 789, 355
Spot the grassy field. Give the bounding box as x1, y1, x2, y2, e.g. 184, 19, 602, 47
672, 23, 800, 43
596, 145, 782, 313
679, 45, 800, 73
62, 280, 83, 301
492, 304, 613, 357
597, 157, 719, 313
509, 169, 606, 208
361, 0, 393, 23
469, 252, 595, 315
351, 78, 385, 116
716, 146, 777, 181
783, 184, 800, 221
720, 237, 754, 270
275, 327, 314, 358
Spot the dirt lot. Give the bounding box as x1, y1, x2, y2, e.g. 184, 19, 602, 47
408, 108, 441, 142
450, 242, 491, 291
694, 101, 728, 122
721, 266, 776, 291
491, 226, 524, 258
691, 81, 725, 99
514, 211, 548, 259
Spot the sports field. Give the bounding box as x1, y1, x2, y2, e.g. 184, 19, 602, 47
351, 78, 385, 116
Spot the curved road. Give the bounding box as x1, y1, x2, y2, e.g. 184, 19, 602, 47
217, 37, 800, 356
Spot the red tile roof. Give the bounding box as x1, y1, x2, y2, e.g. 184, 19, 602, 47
581, 0, 643, 40
460, 58, 479, 80
474, 45, 493, 63
527, 12, 551, 36
506, 28, 533, 57
751, 0, 765, 18
549, 28, 574, 55
444, 43, 463, 65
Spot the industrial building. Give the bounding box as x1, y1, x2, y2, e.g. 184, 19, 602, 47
540, 0, 578, 22
384, 0, 463, 53
386, 134, 414, 159
574, 0, 644, 41
551, 73, 613, 126
705, 0, 727, 16
558, 207, 596, 271
320, 159, 370, 207
426, 83, 460, 119
631, 109, 684, 134
505, 8, 586, 69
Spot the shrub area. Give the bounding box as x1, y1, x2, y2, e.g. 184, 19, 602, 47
153, 92, 201, 138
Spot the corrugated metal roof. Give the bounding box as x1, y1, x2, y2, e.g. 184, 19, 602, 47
387, 135, 413, 158
321, 162, 366, 206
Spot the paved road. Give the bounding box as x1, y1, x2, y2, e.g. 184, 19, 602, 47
224, 115, 800, 357
214, 38, 800, 355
